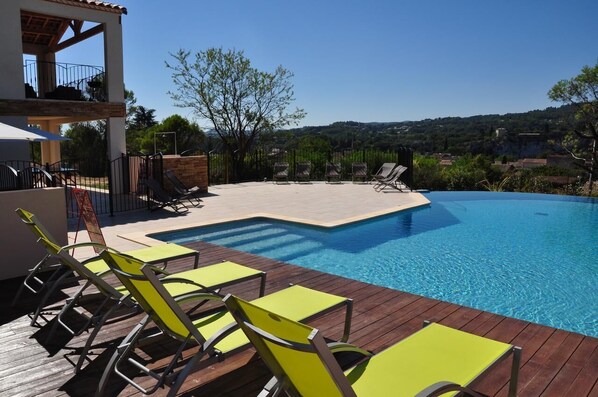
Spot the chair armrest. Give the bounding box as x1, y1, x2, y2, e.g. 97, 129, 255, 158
327, 342, 372, 358
415, 381, 479, 397
201, 321, 240, 353
161, 277, 224, 297
59, 241, 107, 252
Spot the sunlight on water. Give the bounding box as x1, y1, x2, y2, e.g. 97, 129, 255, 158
154, 192, 598, 337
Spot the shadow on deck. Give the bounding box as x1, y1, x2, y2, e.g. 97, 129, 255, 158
0, 242, 596, 396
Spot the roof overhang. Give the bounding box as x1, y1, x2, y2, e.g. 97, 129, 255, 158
21, 0, 126, 53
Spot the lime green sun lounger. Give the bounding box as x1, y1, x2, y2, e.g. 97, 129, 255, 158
33, 235, 266, 373
96, 249, 353, 397
13, 208, 200, 323
224, 294, 522, 397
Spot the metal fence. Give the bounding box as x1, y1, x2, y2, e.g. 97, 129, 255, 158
207, 147, 413, 187
1, 153, 163, 217
23, 60, 105, 101
2, 147, 412, 217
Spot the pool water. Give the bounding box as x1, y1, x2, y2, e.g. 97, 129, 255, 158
153, 192, 598, 337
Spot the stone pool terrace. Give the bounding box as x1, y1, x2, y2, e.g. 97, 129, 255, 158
0, 182, 596, 396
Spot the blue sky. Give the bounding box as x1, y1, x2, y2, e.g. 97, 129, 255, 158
57, 0, 597, 128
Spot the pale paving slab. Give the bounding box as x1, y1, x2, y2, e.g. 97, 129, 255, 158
68, 182, 429, 259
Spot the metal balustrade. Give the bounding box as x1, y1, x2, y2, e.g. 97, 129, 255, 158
23, 60, 105, 101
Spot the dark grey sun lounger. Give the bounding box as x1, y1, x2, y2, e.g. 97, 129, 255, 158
164, 169, 203, 207
351, 162, 367, 183
295, 161, 311, 183
373, 165, 408, 192
273, 162, 290, 183
325, 162, 342, 183
371, 162, 396, 183
143, 178, 189, 213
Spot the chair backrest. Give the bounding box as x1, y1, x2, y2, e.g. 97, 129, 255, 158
375, 162, 396, 178
381, 164, 406, 182
273, 162, 289, 176
296, 161, 311, 175
164, 169, 188, 194
15, 208, 62, 253
390, 165, 407, 181
21, 167, 55, 189
326, 163, 341, 175
99, 250, 206, 344
351, 162, 367, 176
51, 246, 124, 298
0, 164, 20, 191
224, 295, 355, 397
144, 178, 174, 203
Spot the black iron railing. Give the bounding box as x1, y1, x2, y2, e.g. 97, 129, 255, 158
1, 147, 412, 217
23, 60, 105, 101
1, 154, 163, 217
207, 147, 414, 188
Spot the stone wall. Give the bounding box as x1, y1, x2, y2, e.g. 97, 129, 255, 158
162, 155, 208, 193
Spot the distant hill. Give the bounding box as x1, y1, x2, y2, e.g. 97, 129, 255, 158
272, 105, 577, 157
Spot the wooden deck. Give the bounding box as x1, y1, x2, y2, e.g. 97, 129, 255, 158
1, 241, 596, 396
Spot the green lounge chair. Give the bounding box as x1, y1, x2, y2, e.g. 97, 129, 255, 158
96, 250, 353, 397
224, 294, 522, 397
13, 208, 200, 323
44, 242, 264, 373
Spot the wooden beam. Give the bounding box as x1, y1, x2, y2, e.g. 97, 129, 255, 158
51, 23, 104, 53
70, 20, 84, 35
0, 99, 125, 121
22, 43, 48, 56
48, 20, 71, 49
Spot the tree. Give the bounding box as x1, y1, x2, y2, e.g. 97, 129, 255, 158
166, 48, 305, 181
131, 105, 158, 131
62, 122, 107, 176
548, 61, 598, 194
147, 115, 205, 155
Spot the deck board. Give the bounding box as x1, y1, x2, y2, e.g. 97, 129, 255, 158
0, 240, 596, 396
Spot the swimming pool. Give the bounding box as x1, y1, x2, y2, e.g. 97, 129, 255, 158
153, 191, 598, 337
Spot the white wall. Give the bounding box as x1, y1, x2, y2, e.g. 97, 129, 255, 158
0, 1, 31, 161
0, 187, 67, 280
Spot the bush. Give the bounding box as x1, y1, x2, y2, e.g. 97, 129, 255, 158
412, 156, 447, 190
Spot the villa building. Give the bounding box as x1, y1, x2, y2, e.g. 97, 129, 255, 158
0, 0, 127, 280
0, 0, 127, 164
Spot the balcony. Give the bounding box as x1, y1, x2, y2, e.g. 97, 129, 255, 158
23, 60, 105, 102
0, 61, 124, 123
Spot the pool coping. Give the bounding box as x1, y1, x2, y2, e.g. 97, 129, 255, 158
119, 193, 431, 246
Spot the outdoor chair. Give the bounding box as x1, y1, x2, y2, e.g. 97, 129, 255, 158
13, 208, 200, 325
373, 165, 408, 192
14, 210, 266, 372
325, 162, 342, 183
142, 178, 189, 214
273, 162, 290, 183
47, 244, 265, 373
371, 162, 396, 183
0, 163, 20, 190
351, 162, 368, 183
295, 161, 311, 183
164, 169, 203, 207
96, 250, 353, 397
224, 295, 522, 397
